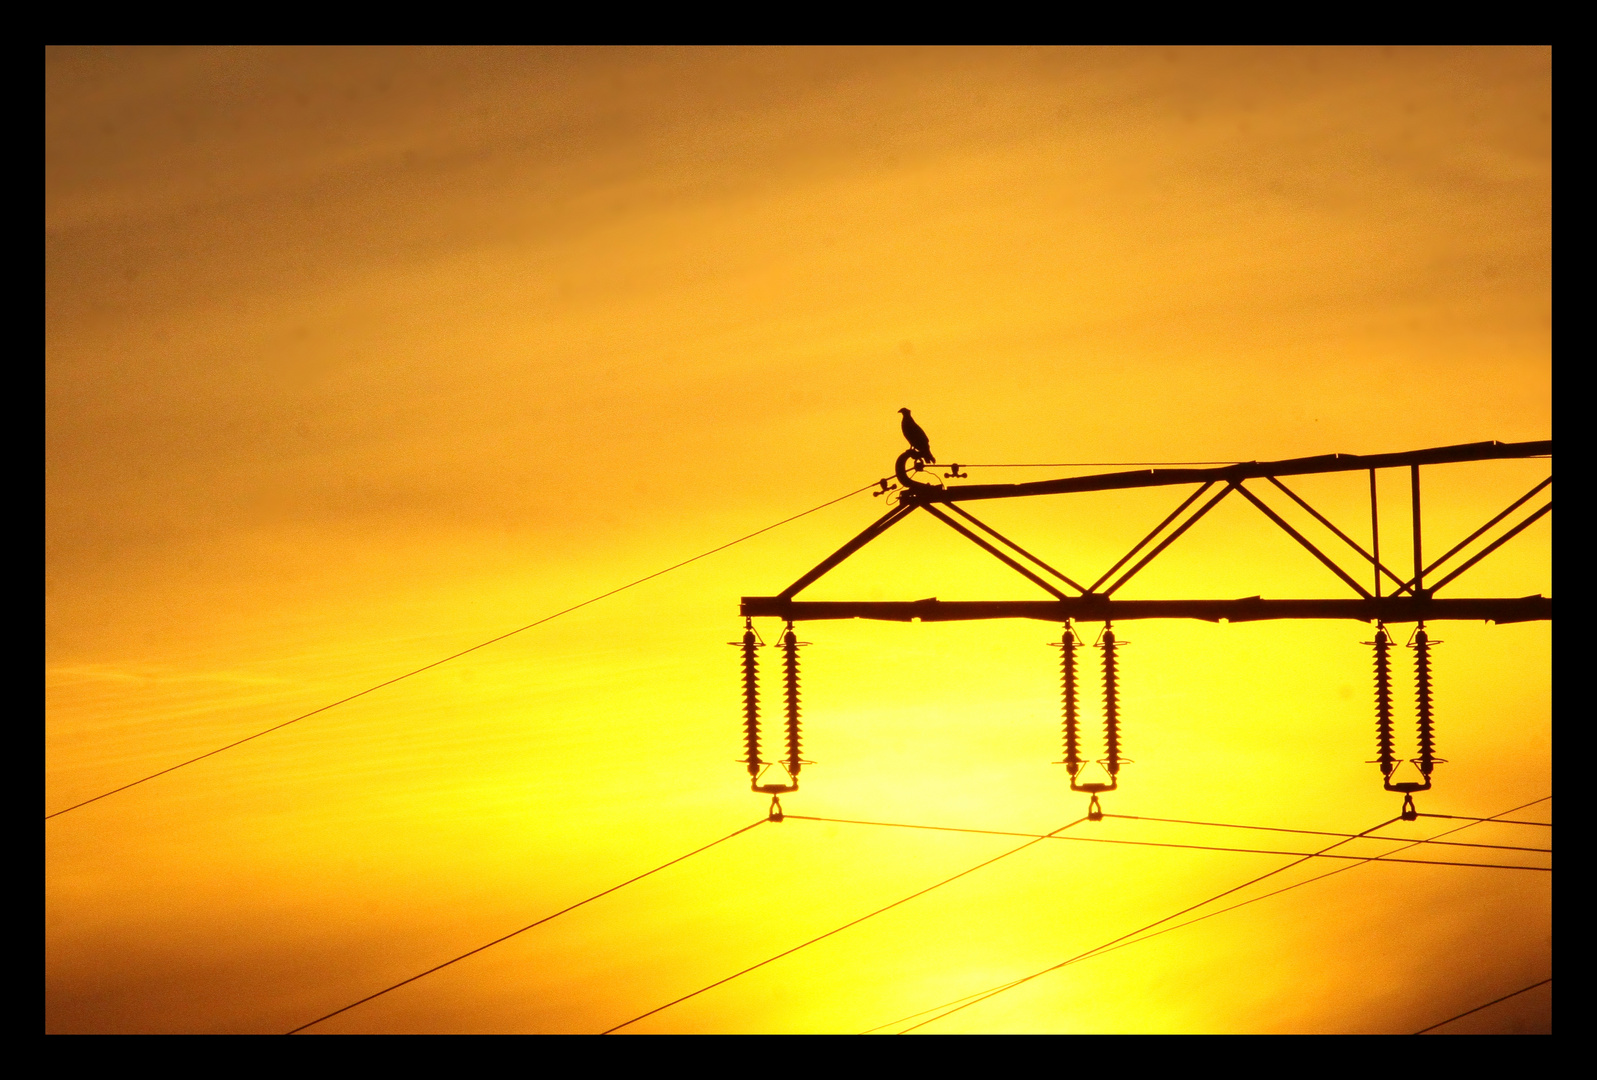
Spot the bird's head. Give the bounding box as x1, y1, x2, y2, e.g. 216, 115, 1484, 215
898, 407, 911, 416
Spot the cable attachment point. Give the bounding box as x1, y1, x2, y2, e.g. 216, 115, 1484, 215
1086, 793, 1103, 821
768, 796, 785, 822
894, 449, 943, 491
1399, 793, 1418, 821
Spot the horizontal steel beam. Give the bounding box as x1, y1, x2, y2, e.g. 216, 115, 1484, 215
740, 596, 1551, 624
904, 439, 1552, 504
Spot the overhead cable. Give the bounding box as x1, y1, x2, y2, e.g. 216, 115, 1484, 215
1412, 977, 1551, 1034
789, 813, 1548, 869
1103, 813, 1551, 855
1418, 813, 1551, 827
885, 795, 1550, 1033
886, 813, 1408, 1033
599, 816, 1088, 1034
287, 816, 769, 1034
45, 482, 877, 820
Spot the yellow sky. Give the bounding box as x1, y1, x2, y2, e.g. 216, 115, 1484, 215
46, 46, 1550, 1034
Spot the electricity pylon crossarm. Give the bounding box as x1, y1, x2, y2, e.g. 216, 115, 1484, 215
732, 437, 1551, 819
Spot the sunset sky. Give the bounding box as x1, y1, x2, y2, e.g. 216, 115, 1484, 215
45, 46, 1550, 1034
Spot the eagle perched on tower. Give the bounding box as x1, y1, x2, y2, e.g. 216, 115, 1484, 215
898, 408, 935, 463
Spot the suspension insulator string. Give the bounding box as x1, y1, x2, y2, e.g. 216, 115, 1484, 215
782, 621, 803, 781
737, 618, 761, 782
733, 619, 801, 796
1372, 623, 1395, 780
1059, 622, 1126, 817
1100, 623, 1121, 780
1411, 622, 1439, 780
1366, 621, 1442, 819
1059, 622, 1082, 779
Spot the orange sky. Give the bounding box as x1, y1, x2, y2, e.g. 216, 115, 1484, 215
45, 46, 1550, 1034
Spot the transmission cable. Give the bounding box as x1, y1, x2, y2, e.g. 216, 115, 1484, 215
1103, 812, 1550, 855
286, 815, 768, 1034
788, 813, 1548, 868
44, 482, 877, 821
1412, 977, 1551, 1034
864, 803, 1552, 1035
1417, 813, 1551, 827
1047, 801, 1555, 995
886, 796, 1549, 1033
883, 813, 1405, 1033
599, 816, 1088, 1034
891, 797, 1549, 1033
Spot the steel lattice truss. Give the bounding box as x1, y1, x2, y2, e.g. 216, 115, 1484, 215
742, 440, 1551, 626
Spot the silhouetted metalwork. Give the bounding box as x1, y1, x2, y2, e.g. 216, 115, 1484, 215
1371, 624, 1396, 779
898, 439, 1549, 502
1057, 624, 1082, 779
737, 619, 761, 784
737, 429, 1551, 818
1383, 622, 1444, 821
742, 596, 1549, 623
1052, 621, 1124, 819
1100, 626, 1122, 783
781, 623, 805, 783
1367, 619, 1444, 820
1413, 625, 1436, 779
734, 617, 806, 799
745, 439, 1550, 626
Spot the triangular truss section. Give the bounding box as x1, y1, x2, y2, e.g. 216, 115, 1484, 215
742, 440, 1551, 626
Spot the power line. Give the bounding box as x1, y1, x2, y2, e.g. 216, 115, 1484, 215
44, 482, 877, 821
287, 816, 769, 1034
888, 801, 1546, 1033
992, 803, 1549, 1005
296, 807, 1477, 1035
895, 797, 1550, 1032
1413, 977, 1551, 1034
789, 814, 1549, 869
886, 796, 1550, 1033
1103, 813, 1551, 855
291, 794, 1544, 1034
1056, 800, 1555, 985
1418, 813, 1552, 827
885, 814, 1406, 1033
599, 816, 1088, 1034
863, 801, 1551, 1034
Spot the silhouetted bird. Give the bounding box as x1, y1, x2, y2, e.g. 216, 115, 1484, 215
899, 408, 936, 463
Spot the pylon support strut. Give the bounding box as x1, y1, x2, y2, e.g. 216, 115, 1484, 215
907, 440, 1549, 504
741, 596, 1550, 624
